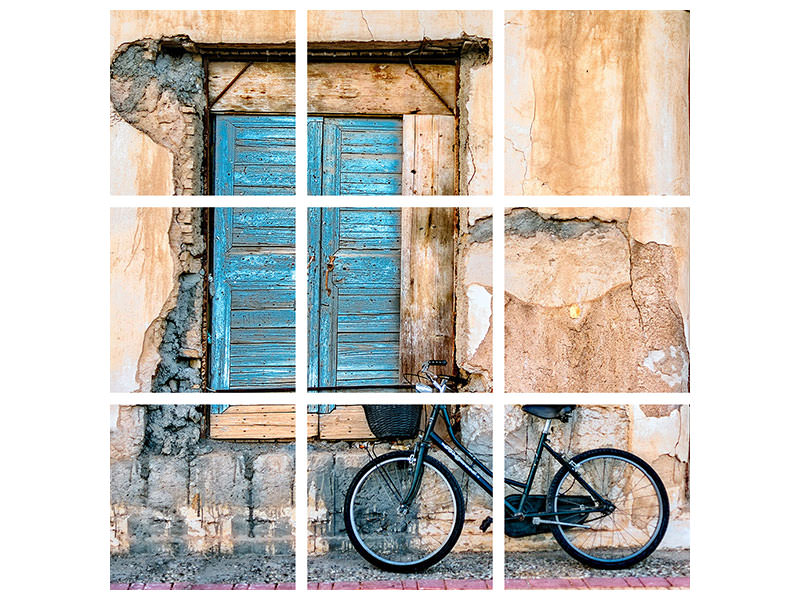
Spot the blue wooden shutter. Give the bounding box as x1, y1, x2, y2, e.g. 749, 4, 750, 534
307, 117, 402, 195
214, 115, 296, 195
210, 208, 295, 390
307, 117, 323, 195
308, 208, 401, 388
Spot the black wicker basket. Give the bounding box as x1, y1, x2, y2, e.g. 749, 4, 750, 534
363, 405, 422, 440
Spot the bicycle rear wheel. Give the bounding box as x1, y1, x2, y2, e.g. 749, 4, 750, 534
344, 451, 465, 572
546, 448, 669, 569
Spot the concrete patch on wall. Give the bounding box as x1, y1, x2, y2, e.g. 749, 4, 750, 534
308, 406, 492, 555
110, 37, 205, 195
504, 207, 689, 392
504, 10, 689, 195
455, 208, 493, 391
504, 404, 689, 551
110, 405, 295, 556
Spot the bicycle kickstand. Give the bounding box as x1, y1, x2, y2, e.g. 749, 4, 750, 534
479, 516, 493, 532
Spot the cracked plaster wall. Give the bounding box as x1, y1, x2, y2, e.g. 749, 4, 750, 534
109, 10, 295, 196
110, 208, 205, 393
308, 406, 492, 555
309, 11, 493, 195
504, 10, 689, 195
455, 208, 493, 390
111, 405, 295, 556
504, 404, 689, 550
505, 207, 689, 392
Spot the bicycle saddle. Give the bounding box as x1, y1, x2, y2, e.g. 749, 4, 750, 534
521, 405, 576, 419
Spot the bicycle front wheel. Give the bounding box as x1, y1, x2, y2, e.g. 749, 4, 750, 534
546, 448, 669, 569
344, 451, 465, 572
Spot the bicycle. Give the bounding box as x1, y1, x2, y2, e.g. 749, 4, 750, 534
504, 405, 669, 569
343, 393, 670, 572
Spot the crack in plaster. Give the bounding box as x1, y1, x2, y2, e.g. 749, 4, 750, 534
614, 221, 646, 332
360, 11, 375, 40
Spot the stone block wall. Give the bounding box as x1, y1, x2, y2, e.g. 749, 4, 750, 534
505, 207, 689, 392
110, 406, 295, 556
504, 404, 690, 551
308, 405, 493, 554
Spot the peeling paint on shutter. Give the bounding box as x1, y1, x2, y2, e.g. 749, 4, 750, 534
308, 117, 402, 195
214, 115, 296, 195
308, 208, 402, 387
210, 208, 295, 390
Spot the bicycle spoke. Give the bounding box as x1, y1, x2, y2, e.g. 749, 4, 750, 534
348, 455, 461, 569
551, 452, 666, 566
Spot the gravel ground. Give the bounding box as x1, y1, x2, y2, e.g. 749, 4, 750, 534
505, 549, 689, 579
110, 555, 295, 584
309, 552, 493, 582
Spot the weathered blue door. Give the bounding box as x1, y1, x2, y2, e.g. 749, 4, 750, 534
308, 117, 402, 195
210, 208, 295, 390
308, 208, 402, 388
214, 115, 295, 195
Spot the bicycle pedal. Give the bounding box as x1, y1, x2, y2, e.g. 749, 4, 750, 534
479, 516, 493, 532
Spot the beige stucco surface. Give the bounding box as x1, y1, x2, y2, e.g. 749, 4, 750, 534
110, 208, 175, 392
110, 115, 173, 196
110, 10, 295, 54
308, 10, 491, 41
505, 10, 689, 195
455, 208, 493, 390
505, 404, 690, 550
461, 61, 493, 195
505, 207, 689, 392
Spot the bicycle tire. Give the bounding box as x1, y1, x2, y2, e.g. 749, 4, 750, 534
546, 448, 669, 569
344, 450, 465, 572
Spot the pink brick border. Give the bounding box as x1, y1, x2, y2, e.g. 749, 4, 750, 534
310, 578, 491, 590
111, 577, 686, 591
504, 577, 689, 590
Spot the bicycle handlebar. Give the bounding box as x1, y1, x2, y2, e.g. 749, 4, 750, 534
423, 359, 448, 368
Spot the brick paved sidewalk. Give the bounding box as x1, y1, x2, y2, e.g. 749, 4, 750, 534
505, 577, 689, 590
110, 583, 296, 590
111, 577, 688, 590
311, 579, 492, 590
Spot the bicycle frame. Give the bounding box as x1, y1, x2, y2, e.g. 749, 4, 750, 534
390, 406, 611, 526
504, 418, 612, 523
401, 405, 493, 506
